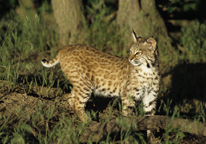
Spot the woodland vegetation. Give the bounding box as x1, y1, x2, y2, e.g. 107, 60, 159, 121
0, 0, 206, 143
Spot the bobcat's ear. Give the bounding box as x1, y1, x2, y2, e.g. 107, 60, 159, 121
147, 38, 157, 51
132, 30, 139, 43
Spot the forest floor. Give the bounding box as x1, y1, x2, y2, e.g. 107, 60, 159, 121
1, 1, 206, 143
1, 78, 206, 143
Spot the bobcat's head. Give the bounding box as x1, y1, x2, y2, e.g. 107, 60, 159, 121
129, 30, 158, 68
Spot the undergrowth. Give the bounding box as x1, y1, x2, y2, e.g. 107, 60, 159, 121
0, 0, 205, 143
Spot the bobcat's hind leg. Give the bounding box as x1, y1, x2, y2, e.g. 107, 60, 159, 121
66, 92, 75, 109
70, 82, 93, 122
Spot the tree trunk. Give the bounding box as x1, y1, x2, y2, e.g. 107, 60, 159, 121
52, 0, 84, 46
117, 0, 172, 53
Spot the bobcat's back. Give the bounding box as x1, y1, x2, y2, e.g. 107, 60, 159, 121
42, 44, 130, 98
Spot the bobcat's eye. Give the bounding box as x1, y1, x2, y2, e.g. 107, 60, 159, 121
135, 51, 141, 56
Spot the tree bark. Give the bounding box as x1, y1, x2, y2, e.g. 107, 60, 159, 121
117, 0, 172, 53
52, 0, 84, 46
79, 115, 206, 142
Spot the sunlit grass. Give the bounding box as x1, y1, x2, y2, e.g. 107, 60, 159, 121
0, 0, 205, 143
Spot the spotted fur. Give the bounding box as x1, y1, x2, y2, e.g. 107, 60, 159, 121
41, 31, 160, 128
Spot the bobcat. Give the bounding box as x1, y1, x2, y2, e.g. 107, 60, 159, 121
42, 31, 160, 125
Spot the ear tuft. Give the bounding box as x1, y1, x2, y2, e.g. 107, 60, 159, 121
132, 30, 139, 43
147, 38, 157, 50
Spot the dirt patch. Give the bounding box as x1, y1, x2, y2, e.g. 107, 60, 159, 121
0, 81, 206, 143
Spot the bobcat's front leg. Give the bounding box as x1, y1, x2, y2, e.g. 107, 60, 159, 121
121, 94, 135, 116
142, 89, 158, 142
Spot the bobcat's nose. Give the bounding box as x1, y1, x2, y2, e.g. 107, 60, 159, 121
128, 55, 134, 61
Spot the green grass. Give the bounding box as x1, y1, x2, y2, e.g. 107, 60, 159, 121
0, 1, 206, 143
180, 20, 206, 62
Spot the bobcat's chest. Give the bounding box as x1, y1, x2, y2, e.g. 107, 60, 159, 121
131, 65, 158, 100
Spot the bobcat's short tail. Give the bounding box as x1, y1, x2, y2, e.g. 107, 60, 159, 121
41, 54, 59, 68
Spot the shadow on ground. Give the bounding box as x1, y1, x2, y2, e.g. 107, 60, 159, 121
160, 62, 206, 116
